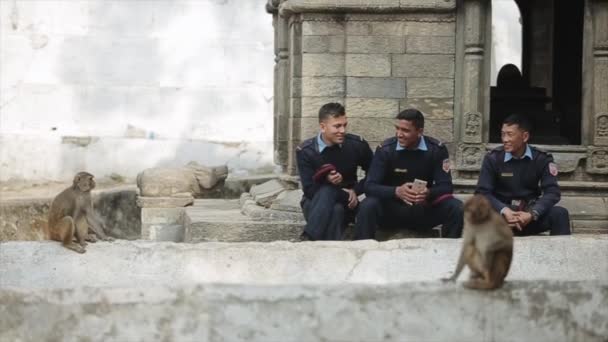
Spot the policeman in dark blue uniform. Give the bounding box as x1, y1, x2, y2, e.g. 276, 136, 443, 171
296, 103, 373, 241
476, 114, 571, 235
357, 108, 463, 239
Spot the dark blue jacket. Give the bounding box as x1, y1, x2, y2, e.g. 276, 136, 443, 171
364, 136, 453, 203
296, 133, 373, 203
475, 146, 561, 217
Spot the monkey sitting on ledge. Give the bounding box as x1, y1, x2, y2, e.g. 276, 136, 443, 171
442, 194, 513, 290
48, 172, 113, 253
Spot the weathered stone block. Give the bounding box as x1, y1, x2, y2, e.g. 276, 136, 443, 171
301, 77, 346, 97
136, 196, 194, 208
400, 98, 454, 119
345, 21, 372, 35
348, 118, 394, 142
406, 35, 455, 54
270, 189, 304, 213
141, 207, 185, 242
371, 21, 408, 36
298, 117, 323, 139
302, 97, 344, 117
136, 163, 228, 198
250, 179, 287, 208
392, 54, 454, 78
424, 119, 454, 143
302, 35, 345, 53
346, 36, 405, 53
346, 98, 399, 117
302, 20, 344, 36
302, 53, 345, 77
346, 54, 391, 77
406, 21, 455, 36
346, 77, 406, 98
407, 78, 454, 98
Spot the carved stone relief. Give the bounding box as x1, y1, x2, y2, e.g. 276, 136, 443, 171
595, 114, 608, 145
462, 111, 482, 143
587, 147, 608, 174
456, 143, 484, 170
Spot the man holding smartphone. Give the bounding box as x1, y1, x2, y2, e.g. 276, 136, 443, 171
357, 108, 463, 239
296, 102, 373, 241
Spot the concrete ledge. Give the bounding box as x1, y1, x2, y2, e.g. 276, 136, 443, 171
1, 236, 606, 289
1, 281, 606, 341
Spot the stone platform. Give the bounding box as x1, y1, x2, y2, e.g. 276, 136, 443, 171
1, 236, 606, 289
183, 194, 607, 243
1, 236, 607, 341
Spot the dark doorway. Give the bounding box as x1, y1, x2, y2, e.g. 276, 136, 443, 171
490, 0, 583, 145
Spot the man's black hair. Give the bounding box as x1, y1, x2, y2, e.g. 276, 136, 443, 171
503, 114, 532, 132
395, 108, 424, 129
318, 103, 345, 123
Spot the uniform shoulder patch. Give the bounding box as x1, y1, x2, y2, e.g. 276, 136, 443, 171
296, 138, 314, 151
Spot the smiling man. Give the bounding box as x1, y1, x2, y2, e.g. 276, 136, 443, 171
475, 114, 571, 235
295, 103, 373, 241
357, 108, 463, 240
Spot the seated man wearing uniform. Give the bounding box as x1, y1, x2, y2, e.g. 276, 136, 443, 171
296, 102, 373, 241
476, 114, 571, 235
357, 108, 463, 239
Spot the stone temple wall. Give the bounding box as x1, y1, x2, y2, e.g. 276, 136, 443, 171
269, 0, 458, 174
268, 0, 608, 188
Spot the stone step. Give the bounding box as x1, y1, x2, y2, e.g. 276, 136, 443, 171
185, 193, 606, 243
185, 199, 304, 242
1, 236, 606, 289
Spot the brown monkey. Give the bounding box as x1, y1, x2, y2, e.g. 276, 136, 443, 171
442, 194, 513, 290
48, 172, 113, 253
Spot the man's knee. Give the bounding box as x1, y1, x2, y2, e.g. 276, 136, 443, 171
314, 184, 338, 198
548, 206, 571, 235
358, 196, 381, 216
332, 203, 345, 217
549, 206, 570, 221
440, 198, 463, 215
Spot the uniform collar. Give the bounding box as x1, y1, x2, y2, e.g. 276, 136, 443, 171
317, 133, 341, 153
504, 144, 532, 162
396, 136, 428, 151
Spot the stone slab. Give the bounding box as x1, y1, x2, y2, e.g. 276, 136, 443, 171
1, 236, 607, 289
2, 281, 606, 342
282, 0, 456, 14
346, 77, 406, 98
249, 179, 287, 208
185, 199, 303, 242
269, 189, 304, 213
136, 195, 194, 208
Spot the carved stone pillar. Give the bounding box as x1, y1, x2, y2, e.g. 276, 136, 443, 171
455, 0, 489, 171
267, 1, 290, 171
591, 0, 608, 147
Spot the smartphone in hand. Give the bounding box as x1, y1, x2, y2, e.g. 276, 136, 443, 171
413, 178, 427, 192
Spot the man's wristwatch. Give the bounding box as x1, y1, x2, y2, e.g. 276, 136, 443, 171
531, 210, 540, 222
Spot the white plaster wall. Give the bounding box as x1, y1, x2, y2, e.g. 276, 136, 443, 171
0, 0, 275, 182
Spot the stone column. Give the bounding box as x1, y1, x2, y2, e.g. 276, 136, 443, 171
267, 1, 290, 171
588, 0, 608, 174
455, 0, 489, 171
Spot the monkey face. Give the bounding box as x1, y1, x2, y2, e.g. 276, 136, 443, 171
73, 172, 96, 192
464, 195, 492, 225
